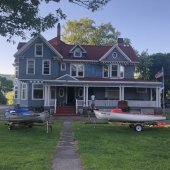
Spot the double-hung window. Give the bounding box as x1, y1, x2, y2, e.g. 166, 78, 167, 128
103, 65, 109, 77
71, 64, 84, 77
111, 65, 118, 77
32, 83, 43, 99
43, 60, 51, 75
27, 60, 35, 74
21, 82, 27, 100
35, 43, 43, 56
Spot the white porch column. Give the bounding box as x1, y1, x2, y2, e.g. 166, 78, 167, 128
119, 86, 121, 100
156, 87, 160, 107
83, 86, 86, 107
86, 86, 89, 107
44, 85, 48, 106
121, 86, 124, 100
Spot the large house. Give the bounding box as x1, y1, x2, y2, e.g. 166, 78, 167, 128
14, 24, 162, 115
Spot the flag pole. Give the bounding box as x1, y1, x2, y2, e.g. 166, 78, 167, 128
162, 67, 165, 114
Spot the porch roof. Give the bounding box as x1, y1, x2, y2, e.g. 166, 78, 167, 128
43, 77, 162, 88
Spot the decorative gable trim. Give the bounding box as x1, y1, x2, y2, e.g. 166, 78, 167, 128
99, 45, 131, 62
14, 34, 63, 60
69, 44, 87, 54
56, 74, 78, 81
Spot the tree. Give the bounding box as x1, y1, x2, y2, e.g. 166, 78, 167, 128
0, 0, 111, 41
135, 50, 153, 80
5, 91, 14, 105
62, 18, 130, 45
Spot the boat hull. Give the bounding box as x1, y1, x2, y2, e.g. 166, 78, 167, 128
94, 110, 166, 122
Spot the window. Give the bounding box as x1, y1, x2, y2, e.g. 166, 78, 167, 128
61, 63, 66, 71
74, 48, 82, 57
105, 87, 119, 100
14, 86, 18, 99
15, 66, 19, 77
111, 65, 118, 77
78, 88, 83, 98
43, 60, 51, 75
120, 65, 124, 78
59, 88, 64, 97
27, 60, 35, 74
35, 44, 43, 56
103, 65, 109, 77
32, 84, 43, 99
71, 64, 84, 77
136, 88, 147, 94
112, 52, 117, 58
21, 82, 27, 100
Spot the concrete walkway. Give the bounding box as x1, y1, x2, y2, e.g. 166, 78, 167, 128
52, 121, 83, 170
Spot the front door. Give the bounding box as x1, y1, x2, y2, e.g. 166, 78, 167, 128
67, 87, 75, 105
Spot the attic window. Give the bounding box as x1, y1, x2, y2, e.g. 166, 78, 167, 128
35, 43, 43, 57
112, 52, 117, 59
74, 48, 82, 57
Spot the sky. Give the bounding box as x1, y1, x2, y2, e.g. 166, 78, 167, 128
0, 0, 170, 74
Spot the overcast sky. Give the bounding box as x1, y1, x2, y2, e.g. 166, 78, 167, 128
0, 0, 170, 74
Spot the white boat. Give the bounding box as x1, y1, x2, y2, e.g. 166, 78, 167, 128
94, 108, 166, 122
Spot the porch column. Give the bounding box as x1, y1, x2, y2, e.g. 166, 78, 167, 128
83, 86, 86, 107
119, 86, 121, 100
44, 85, 48, 106
156, 87, 160, 107
121, 86, 124, 100
86, 86, 89, 107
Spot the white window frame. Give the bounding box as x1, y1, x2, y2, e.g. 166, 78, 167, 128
35, 43, 43, 57
32, 83, 44, 100
111, 64, 118, 77
42, 60, 51, 75
74, 48, 82, 57
21, 82, 27, 100
70, 64, 84, 77
61, 63, 66, 71
27, 59, 35, 75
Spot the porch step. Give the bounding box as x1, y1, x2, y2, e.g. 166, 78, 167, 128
54, 106, 76, 116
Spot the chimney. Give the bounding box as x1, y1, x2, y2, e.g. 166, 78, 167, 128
117, 38, 124, 46
57, 23, 61, 40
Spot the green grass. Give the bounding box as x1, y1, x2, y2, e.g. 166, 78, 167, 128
73, 122, 170, 170
0, 121, 61, 170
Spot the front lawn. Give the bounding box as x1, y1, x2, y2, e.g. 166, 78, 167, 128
0, 121, 61, 170
73, 122, 170, 170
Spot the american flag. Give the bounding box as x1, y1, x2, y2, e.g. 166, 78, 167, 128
155, 67, 164, 79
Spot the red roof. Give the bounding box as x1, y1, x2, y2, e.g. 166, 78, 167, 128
17, 36, 138, 62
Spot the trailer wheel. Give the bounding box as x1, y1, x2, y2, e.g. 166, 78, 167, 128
134, 124, 143, 132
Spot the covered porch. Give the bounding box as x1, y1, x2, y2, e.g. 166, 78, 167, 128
43, 79, 162, 115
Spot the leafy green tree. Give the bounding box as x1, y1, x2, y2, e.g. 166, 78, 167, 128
0, 0, 110, 41
5, 91, 14, 105
0, 92, 6, 104
135, 50, 153, 80
62, 18, 130, 45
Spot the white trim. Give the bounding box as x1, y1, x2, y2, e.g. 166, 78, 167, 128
69, 44, 87, 54
99, 45, 131, 62
42, 59, 51, 75
56, 74, 78, 81
35, 43, 43, 57
21, 82, 27, 100
26, 59, 35, 75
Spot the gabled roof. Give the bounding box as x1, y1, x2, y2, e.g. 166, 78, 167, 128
14, 35, 63, 59
48, 37, 139, 63
16, 36, 139, 63
69, 44, 87, 53
56, 74, 78, 81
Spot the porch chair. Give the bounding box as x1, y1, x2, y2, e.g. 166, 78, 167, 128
117, 100, 130, 112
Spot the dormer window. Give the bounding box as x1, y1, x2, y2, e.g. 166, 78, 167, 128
35, 43, 43, 57
112, 52, 117, 59
74, 48, 82, 57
